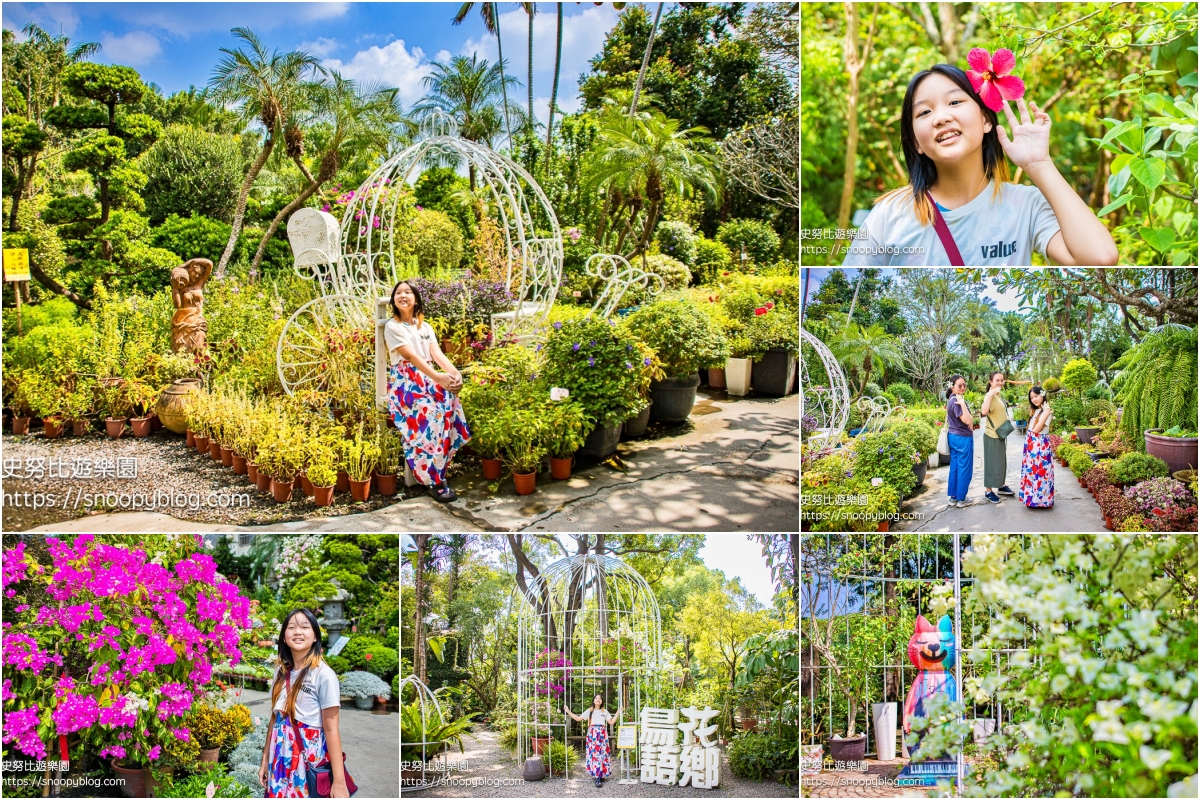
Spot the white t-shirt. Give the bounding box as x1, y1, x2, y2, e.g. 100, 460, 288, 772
581, 708, 613, 728
272, 662, 342, 729
842, 182, 1061, 266
384, 318, 437, 366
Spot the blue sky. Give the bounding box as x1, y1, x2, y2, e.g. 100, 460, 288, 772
2, 1, 656, 129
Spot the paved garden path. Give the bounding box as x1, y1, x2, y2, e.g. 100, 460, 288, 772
29, 389, 798, 532
417, 727, 795, 798
801, 757, 938, 798
893, 428, 1107, 532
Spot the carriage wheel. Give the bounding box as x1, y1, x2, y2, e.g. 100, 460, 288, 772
276, 294, 371, 396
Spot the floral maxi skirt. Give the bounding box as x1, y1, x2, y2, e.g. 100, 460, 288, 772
1018, 430, 1055, 508
267, 711, 330, 798
387, 361, 471, 486
584, 725, 612, 779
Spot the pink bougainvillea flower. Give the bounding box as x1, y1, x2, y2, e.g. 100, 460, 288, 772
966, 48, 1026, 112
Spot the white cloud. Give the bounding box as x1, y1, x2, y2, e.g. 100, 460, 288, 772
460, 3, 621, 101
434, 49, 451, 64
298, 37, 340, 57
99, 30, 162, 66
2, 2, 81, 39
99, 2, 350, 39
323, 39, 433, 107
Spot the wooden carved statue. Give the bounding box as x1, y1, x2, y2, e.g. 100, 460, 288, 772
170, 258, 213, 354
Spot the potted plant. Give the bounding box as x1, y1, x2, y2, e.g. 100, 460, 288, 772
543, 399, 589, 479
28, 376, 67, 438
100, 380, 133, 439
185, 704, 237, 765
401, 698, 478, 772
344, 425, 380, 501
622, 341, 662, 440
724, 329, 756, 397
375, 421, 401, 497
341, 670, 392, 710
1012, 404, 1029, 433
541, 317, 644, 458
65, 378, 98, 436
9, 369, 36, 434
460, 378, 506, 479
626, 299, 729, 421
498, 405, 548, 495
1143, 427, 1198, 475
891, 419, 938, 489
745, 306, 799, 397
127, 378, 160, 438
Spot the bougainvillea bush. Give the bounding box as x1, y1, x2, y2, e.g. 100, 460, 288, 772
2, 535, 252, 768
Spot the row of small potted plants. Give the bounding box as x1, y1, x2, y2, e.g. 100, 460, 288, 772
7, 373, 166, 439
185, 388, 403, 505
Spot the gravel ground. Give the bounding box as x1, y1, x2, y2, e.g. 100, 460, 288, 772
0, 427, 475, 530
413, 728, 795, 798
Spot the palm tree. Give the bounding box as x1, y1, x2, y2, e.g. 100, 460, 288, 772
249, 72, 407, 274
2, 23, 101, 123
452, 2, 530, 150
525, 2, 535, 141
629, 2, 664, 115
412, 54, 521, 192
545, 2, 563, 150
587, 107, 718, 260
209, 27, 322, 278
830, 323, 904, 400
960, 299, 1008, 364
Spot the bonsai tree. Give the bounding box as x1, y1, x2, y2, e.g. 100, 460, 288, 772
1060, 358, 1098, 397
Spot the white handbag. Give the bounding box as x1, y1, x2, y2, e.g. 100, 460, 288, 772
936, 424, 950, 456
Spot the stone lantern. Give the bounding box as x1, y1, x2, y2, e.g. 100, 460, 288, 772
319, 582, 353, 648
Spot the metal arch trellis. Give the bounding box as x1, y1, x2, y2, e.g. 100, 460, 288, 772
583, 254, 666, 319
801, 534, 1045, 797
516, 554, 673, 781
400, 674, 454, 791
801, 326, 850, 450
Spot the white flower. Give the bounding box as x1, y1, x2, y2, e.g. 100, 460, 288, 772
1090, 717, 1130, 745
1138, 693, 1190, 722
1096, 700, 1125, 719
1139, 745, 1173, 771
1051, 674, 1071, 694
1103, 629, 1129, 650
1167, 773, 1197, 798
1121, 609, 1160, 632
1006, 750, 1030, 769
1079, 658, 1104, 686
1097, 673, 1123, 692
1073, 773, 1094, 793
1126, 722, 1155, 743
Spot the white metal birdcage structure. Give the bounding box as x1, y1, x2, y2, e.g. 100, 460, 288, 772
801, 325, 851, 450
280, 110, 565, 404
400, 674, 459, 791
516, 554, 674, 780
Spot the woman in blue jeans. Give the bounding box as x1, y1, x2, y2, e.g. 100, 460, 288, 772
944, 374, 975, 508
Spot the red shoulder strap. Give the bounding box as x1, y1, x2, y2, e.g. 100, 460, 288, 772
927, 191, 965, 266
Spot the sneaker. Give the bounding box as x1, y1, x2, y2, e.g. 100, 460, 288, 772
984, 491, 1001, 504
997, 485, 1015, 496
956, 499, 975, 508
430, 483, 457, 503
595, 777, 602, 787
948, 499, 958, 509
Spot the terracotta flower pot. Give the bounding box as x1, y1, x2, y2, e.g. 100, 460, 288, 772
145, 765, 174, 798
105, 417, 127, 438
312, 484, 335, 507
513, 470, 536, 495
349, 476, 372, 501
877, 521, 889, 532
72, 419, 90, 437
271, 477, 294, 503
193, 434, 209, 453
12, 416, 31, 435
112, 760, 147, 798
549, 456, 573, 480
219, 445, 233, 467
198, 747, 220, 767
130, 416, 152, 437
256, 469, 271, 492
247, 461, 258, 483
481, 457, 503, 480
336, 470, 350, 492
375, 471, 398, 496
156, 377, 202, 434
43, 416, 65, 438
707, 366, 727, 390
186, 429, 195, 448
232, 453, 247, 474
300, 473, 314, 497
209, 439, 221, 460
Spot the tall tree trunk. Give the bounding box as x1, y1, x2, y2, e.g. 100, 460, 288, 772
218, 135, 276, 278
27, 254, 92, 310
527, 6, 535, 140
836, 2, 879, 233
494, 2, 514, 148
413, 535, 431, 684
630, 3, 664, 115
545, 3, 563, 150
250, 180, 320, 275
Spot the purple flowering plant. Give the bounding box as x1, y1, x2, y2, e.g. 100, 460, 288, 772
1, 535, 253, 767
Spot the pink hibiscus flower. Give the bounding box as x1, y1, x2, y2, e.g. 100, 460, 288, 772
966, 48, 1026, 112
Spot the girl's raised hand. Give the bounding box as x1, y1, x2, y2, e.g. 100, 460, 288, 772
997, 97, 1051, 172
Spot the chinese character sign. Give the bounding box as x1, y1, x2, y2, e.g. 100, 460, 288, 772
638, 706, 720, 789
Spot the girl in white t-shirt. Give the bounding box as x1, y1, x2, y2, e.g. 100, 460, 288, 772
258, 609, 351, 797
843, 60, 1117, 266
384, 279, 471, 503
564, 695, 623, 787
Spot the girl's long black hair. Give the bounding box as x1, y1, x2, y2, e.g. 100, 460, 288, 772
945, 374, 966, 400
878, 64, 1011, 226
271, 609, 325, 721
390, 279, 425, 326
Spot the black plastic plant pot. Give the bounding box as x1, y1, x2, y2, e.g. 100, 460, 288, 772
826, 734, 867, 764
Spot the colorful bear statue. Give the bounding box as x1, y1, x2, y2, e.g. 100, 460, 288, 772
897, 614, 960, 785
